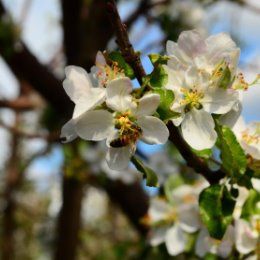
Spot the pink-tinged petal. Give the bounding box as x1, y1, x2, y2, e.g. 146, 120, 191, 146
165, 225, 187, 256
136, 94, 160, 117
202, 88, 238, 114
75, 110, 114, 141
106, 77, 136, 112
235, 219, 258, 255
177, 30, 207, 59
63, 66, 92, 102
106, 146, 132, 170
60, 119, 77, 143
205, 33, 239, 65
181, 109, 217, 150
95, 51, 106, 66
138, 116, 169, 144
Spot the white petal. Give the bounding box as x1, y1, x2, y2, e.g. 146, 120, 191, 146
219, 100, 242, 128
149, 226, 168, 246
136, 94, 160, 117
178, 204, 201, 233
235, 219, 258, 254
60, 119, 77, 143
75, 110, 114, 141
149, 198, 172, 222
63, 66, 92, 102
106, 77, 135, 112
206, 33, 238, 65
177, 30, 207, 59
95, 51, 106, 66
106, 146, 132, 170
72, 88, 106, 118
195, 228, 212, 257
202, 88, 238, 114
165, 225, 187, 256
217, 225, 234, 258
181, 109, 217, 150
163, 65, 184, 91
138, 116, 169, 144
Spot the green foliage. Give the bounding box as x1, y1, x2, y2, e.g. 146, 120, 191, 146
199, 184, 236, 239
240, 189, 260, 220
108, 51, 135, 79
216, 125, 248, 182
0, 16, 19, 58
153, 88, 180, 121
131, 156, 158, 187
148, 54, 169, 65
192, 148, 213, 159
149, 64, 168, 89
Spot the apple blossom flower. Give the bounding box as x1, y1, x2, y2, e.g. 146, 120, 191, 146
164, 65, 238, 150
60, 65, 106, 142
233, 116, 260, 160
61, 52, 125, 143
166, 30, 240, 77
90, 51, 125, 87
74, 77, 169, 170
146, 183, 205, 256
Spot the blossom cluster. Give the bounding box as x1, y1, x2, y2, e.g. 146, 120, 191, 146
60, 29, 260, 258
145, 176, 260, 258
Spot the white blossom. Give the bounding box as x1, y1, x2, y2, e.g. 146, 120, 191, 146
75, 77, 169, 170
164, 30, 240, 150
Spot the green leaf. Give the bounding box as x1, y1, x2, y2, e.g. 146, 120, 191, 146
192, 148, 212, 159
216, 125, 247, 181
149, 65, 168, 89
240, 189, 260, 220
108, 51, 135, 79
148, 54, 169, 65
199, 184, 236, 239
211, 61, 232, 89
131, 156, 159, 187
153, 88, 180, 121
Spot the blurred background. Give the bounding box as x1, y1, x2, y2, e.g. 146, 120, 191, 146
0, 0, 260, 259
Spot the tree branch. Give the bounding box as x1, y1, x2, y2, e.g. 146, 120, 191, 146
107, 0, 146, 85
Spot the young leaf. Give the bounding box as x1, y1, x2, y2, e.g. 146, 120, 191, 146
149, 65, 168, 89
108, 51, 135, 79
153, 88, 180, 121
240, 189, 260, 220
216, 125, 247, 181
199, 184, 236, 239
148, 54, 169, 65
131, 156, 159, 187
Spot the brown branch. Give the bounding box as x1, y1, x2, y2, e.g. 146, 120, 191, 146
0, 97, 36, 111
0, 120, 60, 141
1, 112, 21, 260
107, 0, 226, 185
107, 0, 146, 85
167, 121, 225, 184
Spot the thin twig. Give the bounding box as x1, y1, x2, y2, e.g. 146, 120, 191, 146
107, 0, 146, 85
